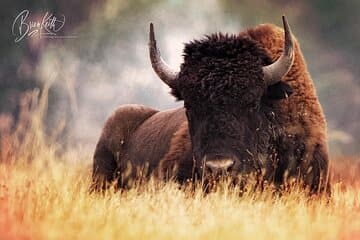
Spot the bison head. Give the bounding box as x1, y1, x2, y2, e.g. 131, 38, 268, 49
149, 16, 295, 183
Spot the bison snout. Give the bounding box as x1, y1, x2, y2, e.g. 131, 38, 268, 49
205, 159, 234, 175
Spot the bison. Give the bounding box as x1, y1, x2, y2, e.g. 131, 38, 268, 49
91, 16, 330, 194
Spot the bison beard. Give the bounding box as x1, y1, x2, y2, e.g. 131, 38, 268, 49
91, 17, 330, 195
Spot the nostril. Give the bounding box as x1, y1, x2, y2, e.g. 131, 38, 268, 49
205, 159, 234, 174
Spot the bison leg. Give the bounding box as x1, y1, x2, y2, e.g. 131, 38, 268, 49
90, 141, 118, 192
303, 144, 331, 196
274, 136, 331, 196
158, 122, 194, 183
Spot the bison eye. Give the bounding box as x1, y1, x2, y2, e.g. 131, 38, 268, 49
266, 81, 294, 100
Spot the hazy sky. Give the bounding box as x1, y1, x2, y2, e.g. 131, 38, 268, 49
36, 0, 244, 148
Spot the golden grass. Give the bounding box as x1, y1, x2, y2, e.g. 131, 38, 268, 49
0, 157, 359, 240
0, 89, 359, 240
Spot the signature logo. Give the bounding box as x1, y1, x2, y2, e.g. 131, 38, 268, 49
12, 9, 76, 43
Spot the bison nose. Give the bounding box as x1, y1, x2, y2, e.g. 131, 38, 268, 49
205, 159, 234, 175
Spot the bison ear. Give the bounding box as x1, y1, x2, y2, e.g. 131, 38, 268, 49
266, 81, 294, 100
170, 86, 183, 101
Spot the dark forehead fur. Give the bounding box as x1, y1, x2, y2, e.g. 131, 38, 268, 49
173, 33, 273, 106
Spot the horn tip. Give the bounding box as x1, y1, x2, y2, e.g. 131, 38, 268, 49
282, 15, 289, 30
149, 22, 155, 42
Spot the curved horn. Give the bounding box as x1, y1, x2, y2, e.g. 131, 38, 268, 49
149, 23, 178, 86
262, 16, 295, 85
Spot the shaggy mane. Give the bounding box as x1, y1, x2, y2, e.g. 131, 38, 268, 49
183, 33, 271, 61
174, 33, 273, 107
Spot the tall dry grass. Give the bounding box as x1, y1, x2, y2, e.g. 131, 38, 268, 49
0, 89, 359, 240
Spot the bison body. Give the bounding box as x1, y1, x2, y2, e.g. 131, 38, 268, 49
92, 18, 330, 194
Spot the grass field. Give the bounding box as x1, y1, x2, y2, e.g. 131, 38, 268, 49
0, 92, 359, 240
0, 155, 359, 240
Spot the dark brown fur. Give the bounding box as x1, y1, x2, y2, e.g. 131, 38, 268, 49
244, 24, 330, 192
91, 24, 330, 194
91, 104, 158, 190
91, 106, 187, 190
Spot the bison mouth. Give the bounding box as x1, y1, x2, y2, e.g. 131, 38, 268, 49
201, 172, 264, 194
